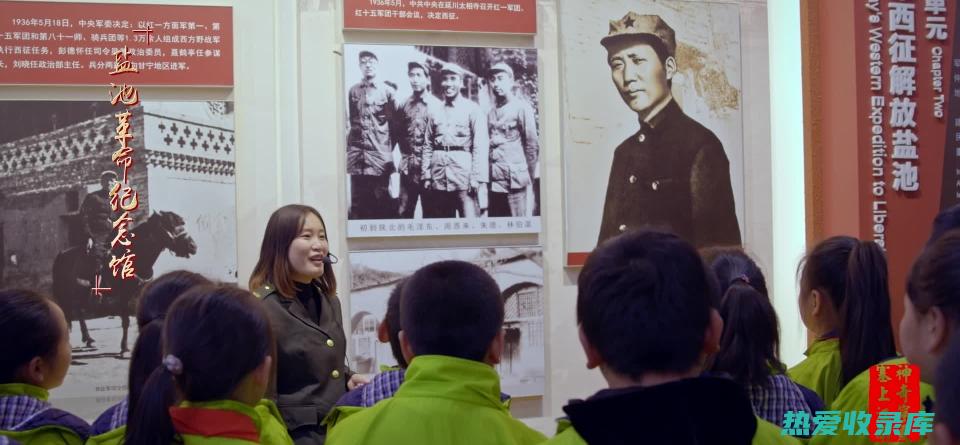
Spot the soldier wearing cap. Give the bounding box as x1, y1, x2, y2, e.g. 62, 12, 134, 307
347, 49, 399, 220
79, 170, 119, 265
486, 62, 539, 217
421, 63, 489, 218
394, 60, 442, 218
596, 12, 740, 248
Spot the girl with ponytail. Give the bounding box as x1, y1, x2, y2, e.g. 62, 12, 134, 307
706, 249, 824, 429
124, 285, 292, 445
810, 230, 959, 445
787, 236, 896, 407
87, 271, 210, 445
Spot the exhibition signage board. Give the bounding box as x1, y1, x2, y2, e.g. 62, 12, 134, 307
853, 0, 957, 313
343, 0, 536, 34
0, 1, 233, 86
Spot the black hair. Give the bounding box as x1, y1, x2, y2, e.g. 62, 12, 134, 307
0, 289, 64, 383
907, 229, 960, 327
800, 236, 896, 386
578, 230, 719, 379
936, 330, 960, 438
124, 285, 273, 445
386, 281, 407, 368
136, 270, 212, 328
400, 261, 503, 362
926, 204, 960, 246
125, 270, 211, 439
703, 247, 769, 298
706, 249, 785, 386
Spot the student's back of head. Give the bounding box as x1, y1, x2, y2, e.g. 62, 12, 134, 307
135, 270, 212, 329
327, 261, 545, 445
577, 230, 720, 380
400, 260, 503, 363
126, 271, 211, 426
934, 331, 960, 445
0, 290, 88, 443
703, 246, 769, 299
125, 285, 274, 445
0, 289, 70, 388
927, 203, 960, 246
800, 236, 896, 385
380, 281, 407, 368
707, 249, 784, 386
902, 229, 960, 385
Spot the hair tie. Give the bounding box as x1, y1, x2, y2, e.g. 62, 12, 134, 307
730, 275, 751, 286
163, 354, 183, 375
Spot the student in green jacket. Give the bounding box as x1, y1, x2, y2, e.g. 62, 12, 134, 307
810, 229, 960, 445
123, 285, 293, 445
326, 260, 546, 445
324, 281, 515, 428
86, 270, 212, 445
788, 236, 897, 407
544, 230, 799, 445
932, 331, 960, 445
0, 289, 88, 445
899, 229, 960, 441
811, 355, 935, 445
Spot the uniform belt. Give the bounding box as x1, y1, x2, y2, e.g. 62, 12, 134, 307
439, 145, 468, 152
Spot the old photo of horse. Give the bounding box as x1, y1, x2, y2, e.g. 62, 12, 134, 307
349, 246, 545, 397
0, 100, 238, 420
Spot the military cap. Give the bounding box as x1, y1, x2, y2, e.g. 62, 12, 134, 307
488, 62, 514, 77
408, 60, 430, 75
600, 12, 676, 58
440, 63, 465, 77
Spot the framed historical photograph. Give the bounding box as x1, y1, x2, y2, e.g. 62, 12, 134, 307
0, 100, 237, 419
343, 44, 542, 237
560, 0, 746, 265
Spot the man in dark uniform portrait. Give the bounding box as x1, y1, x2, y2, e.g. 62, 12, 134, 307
486, 62, 539, 217
421, 63, 489, 218
596, 13, 741, 248
395, 60, 441, 218
347, 50, 398, 220
79, 170, 118, 268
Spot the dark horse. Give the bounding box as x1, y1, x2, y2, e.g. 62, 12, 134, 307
51, 210, 197, 354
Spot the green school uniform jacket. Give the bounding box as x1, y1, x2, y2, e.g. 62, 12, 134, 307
0, 383, 88, 445
546, 418, 798, 445
809, 357, 935, 445
170, 399, 293, 445
83, 426, 124, 445
789, 338, 843, 407
325, 355, 545, 445
540, 377, 802, 445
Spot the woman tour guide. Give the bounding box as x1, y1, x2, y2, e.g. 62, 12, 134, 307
249, 204, 367, 444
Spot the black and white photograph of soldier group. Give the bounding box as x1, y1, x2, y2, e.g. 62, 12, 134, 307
343, 44, 541, 237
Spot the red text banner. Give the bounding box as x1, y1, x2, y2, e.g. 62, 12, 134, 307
0, 1, 233, 86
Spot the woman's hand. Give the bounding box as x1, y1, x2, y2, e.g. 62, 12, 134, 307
347, 373, 371, 390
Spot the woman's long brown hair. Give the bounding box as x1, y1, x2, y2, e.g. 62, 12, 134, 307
249, 204, 337, 298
